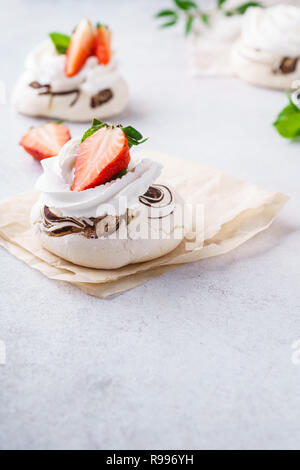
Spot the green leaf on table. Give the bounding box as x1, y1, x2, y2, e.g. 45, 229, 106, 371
185, 15, 195, 34
160, 19, 179, 28
156, 9, 177, 18
49, 32, 70, 54
235, 2, 263, 14
218, 0, 228, 8
225, 1, 263, 16
174, 0, 198, 11
273, 92, 300, 139
156, 10, 179, 28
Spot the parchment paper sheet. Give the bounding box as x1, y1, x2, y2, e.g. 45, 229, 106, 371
0, 151, 289, 298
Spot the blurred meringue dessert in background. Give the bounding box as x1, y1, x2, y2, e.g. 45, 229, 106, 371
30, 120, 185, 269
187, 0, 300, 78
187, 0, 244, 77
13, 18, 128, 121
231, 4, 300, 90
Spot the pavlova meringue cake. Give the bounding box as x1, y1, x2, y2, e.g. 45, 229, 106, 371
13, 18, 128, 121
187, 0, 296, 77
31, 120, 185, 269
231, 5, 300, 90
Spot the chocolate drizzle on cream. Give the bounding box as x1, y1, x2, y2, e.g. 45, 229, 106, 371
139, 185, 174, 219
42, 206, 121, 239
29, 81, 81, 107
91, 89, 113, 108
29, 82, 113, 109
41, 186, 175, 238
274, 57, 299, 75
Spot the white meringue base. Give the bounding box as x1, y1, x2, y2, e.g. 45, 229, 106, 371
12, 71, 129, 122
31, 192, 185, 269
231, 42, 300, 90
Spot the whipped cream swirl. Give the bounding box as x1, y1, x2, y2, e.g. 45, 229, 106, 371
240, 5, 300, 58
36, 138, 163, 218
25, 40, 121, 96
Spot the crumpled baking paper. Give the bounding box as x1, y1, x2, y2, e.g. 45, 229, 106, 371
0, 151, 289, 298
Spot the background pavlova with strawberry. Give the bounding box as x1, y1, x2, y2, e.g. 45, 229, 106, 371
13, 18, 128, 121
30, 120, 185, 269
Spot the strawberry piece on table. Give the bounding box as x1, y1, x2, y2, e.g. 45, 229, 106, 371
95, 24, 112, 65
65, 18, 95, 77
71, 126, 130, 192
20, 123, 71, 161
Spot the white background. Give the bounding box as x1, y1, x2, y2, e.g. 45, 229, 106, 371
0, 0, 300, 450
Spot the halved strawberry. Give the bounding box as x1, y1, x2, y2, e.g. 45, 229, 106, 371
95, 24, 111, 65
20, 123, 71, 161
65, 18, 95, 77
71, 126, 130, 192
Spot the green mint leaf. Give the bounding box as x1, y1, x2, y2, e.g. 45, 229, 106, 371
49, 32, 70, 55
122, 126, 148, 148
81, 121, 148, 147
156, 9, 177, 18
185, 15, 195, 34
174, 0, 197, 11
92, 118, 105, 127
126, 136, 148, 149
273, 93, 300, 139
81, 128, 98, 142
122, 126, 143, 141
81, 120, 108, 142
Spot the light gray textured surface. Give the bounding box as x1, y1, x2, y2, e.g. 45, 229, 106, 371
0, 0, 300, 451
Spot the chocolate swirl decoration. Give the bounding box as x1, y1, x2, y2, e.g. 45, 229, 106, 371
91, 89, 113, 108
41, 187, 174, 238
29, 82, 81, 107
273, 57, 299, 75
42, 206, 120, 239
139, 185, 174, 219
29, 82, 113, 109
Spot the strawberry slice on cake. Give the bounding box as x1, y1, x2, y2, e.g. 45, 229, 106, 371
71, 120, 148, 192
65, 18, 95, 77
71, 126, 130, 192
20, 123, 71, 161
95, 24, 112, 65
